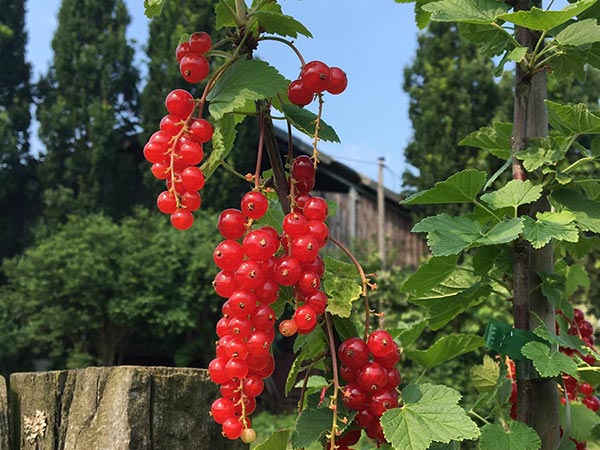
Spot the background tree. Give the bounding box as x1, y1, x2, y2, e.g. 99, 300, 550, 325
402, 22, 500, 199
35, 0, 143, 221
0, 0, 39, 261
140, 0, 258, 211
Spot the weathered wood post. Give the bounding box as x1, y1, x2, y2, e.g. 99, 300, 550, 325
1, 376, 9, 450
4, 367, 248, 450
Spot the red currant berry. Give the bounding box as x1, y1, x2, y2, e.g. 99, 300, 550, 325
574, 308, 585, 323
293, 305, 318, 334
273, 256, 302, 286
287, 79, 313, 106
217, 208, 247, 240
338, 338, 370, 369
308, 220, 329, 247
255, 279, 279, 305
178, 140, 204, 165
369, 389, 399, 416
143, 140, 168, 164
181, 190, 202, 211
170, 209, 194, 230
241, 191, 269, 220
208, 357, 229, 384
303, 197, 328, 221
250, 304, 276, 330
227, 290, 258, 317
247, 331, 271, 357
213, 240, 244, 271
342, 384, 368, 410
211, 397, 236, 424
374, 344, 401, 368
221, 417, 242, 440
386, 367, 402, 387
279, 319, 298, 337
156, 191, 177, 214
301, 255, 325, 278
234, 260, 266, 291
340, 364, 357, 383
250, 354, 275, 378
583, 395, 600, 412
216, 317, 230, 338
175, 41, 191, 62
291, 235, 320, 263
150, 162, 169, 180
223, 337, 249, 359
327, 67, 348, 95
368, 330, 396, 357
189, 31, 212, 55
283, 213, 309, 238
292, 155, 315, 180
224, 358, 249, 380
305, 291, 327, 315
579, 320, 594, 338
213, 270, 235, 298
301, 60, 331, 93
160, 114, 184, 135
243, 375, 265, 397
242, 229, 279, 262
181, 166, 205, 191
190, 118, 214, 143
357, 362, 388, 393
579, 382, 594, 396
297, 271, 321, 295
179, 53, 209, 83
228, 316, 253, 339
165, 89, 195, 118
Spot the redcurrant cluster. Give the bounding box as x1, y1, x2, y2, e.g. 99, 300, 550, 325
144, 89, 214, 230
288, 60, 348, 107
560, 308, 596, 365
276, 155, 330, 337
208, 190, 278, 443
176, 31, 212, 83
338, 331, 402, 447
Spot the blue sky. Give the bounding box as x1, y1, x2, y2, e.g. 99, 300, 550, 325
26, 0, 419, 192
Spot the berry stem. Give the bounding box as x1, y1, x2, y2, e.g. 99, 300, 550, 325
311, 94, 324, 168
168, 105, 199, 207
254, 110, 265, 190
329, 236, 373, 339
324, 312, 340, 450
258, 36, 306, 66
219, 160, 252, 182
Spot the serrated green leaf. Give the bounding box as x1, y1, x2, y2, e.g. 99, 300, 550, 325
323, 256, 358, 280
552, 189, 600, 233
412, 214, 482, 255
471, 355, 500, 394
533, 323, 592, 355
411, 283, 491, 330
201, 114, 245, 180
207, 59, 288, 120
256, 199, 284, 233
291, 408, 331, 449
555, 18, 600, 46
215, 0, 237, 29
332, 316, 359, 343
254, 10, 312, 38
390, 320, 428, 347
401, 255, 459, 295
479, 420, 541, 450
498, 0, 597, 31
416, 0, 435, 28
459, 24, 514, 58
254, 429, 290, 450
515, 136, 569, 171
538, 272, 570, 312
564, 263, 590, 296
287, 327, 327, 395
522, 211, 579, 249
547, 100, 600, 135
405, 334, 485, 369
323, 276, 362, 318
476, 218, 524, 246
403, 170, 487, 205
459, 122, 513, 159
422, 0, 508, 24
481, 180, 543, 210
381, 384, 479, 450
521, 341, 578, 377
144, 0, 167, 17
551, 46, 590, 81
560, 403, 600, 442
280, 104, 340, 143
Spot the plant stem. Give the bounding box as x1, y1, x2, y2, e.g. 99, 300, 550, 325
258, 36, 306, 66
324, 313, 340, 450
311, 94, 324, 167
220, 160, 251, 182
254, 109, 265, 189
234, 0, 247, 26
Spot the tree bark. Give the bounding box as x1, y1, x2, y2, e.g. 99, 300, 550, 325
511, 3, 560, 447
9, 366, 248, 450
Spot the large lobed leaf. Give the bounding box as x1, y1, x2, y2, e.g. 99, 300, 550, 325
560, 403, 600, 442
521, 341, 578, 377
422, 0, 508, 24
522, 211, 579, 249
498, 0, 597, 31
207, 59, 288, 120
552, 188, 600, 233
405, 334, 485, 369
470, 355, 500, 394
480, 180, 543, 211
459, 122, 513, 159
555, 18, 600, 47
201, 113, 245, 180
280, 104, 340, 143
546, 100, 600, 135
479, 421, 541, 450
254, 10, 312, 38
253, 430, 290, 450
401, 255, 459, 295
144, 0, 167, 17
402, 169, 486, 205
380, 384, 479, 450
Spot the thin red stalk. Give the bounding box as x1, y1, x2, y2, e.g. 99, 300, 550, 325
254, 111, 265, 189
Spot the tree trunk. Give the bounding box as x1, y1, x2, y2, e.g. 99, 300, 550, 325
511, 3, 560, 447
8, 366, 248, 450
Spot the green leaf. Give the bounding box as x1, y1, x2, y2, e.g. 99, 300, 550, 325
323, 256, 358, 280
215, 0, 237, 29
332, 316, 359, 343
564, 263, 590, 296
390, 320, 428, 347
479, 420, 541, 450
498, 0, 597, 31
476, 218, 524, 246
459, 122, 513, 159
471, 355, 500, 394
533, 323, 591, 355
254, 430, 290, 450
480, 180, 543, 210
422, 0, 508, 24
202, 114, 245, 180
254, 11, 312, 38
552, 189, 600, 233
401, 255, 459, 295
555, 18, 600, 46
144, 0, 167, 17
459, 24, 514, 58
402, 170, 487, 205
405, 334, 485, 369
286, 327, 327, 395
515, 136, 569, 171
416, 0, 435, 29
560, 403, 600, 442
323, 275, 362, 318
412, 214, 482, 255
292, 406, 354, 449
521, 341, 578, 377
546, 100, 600, 135
280, 104, 340, 143
522, 211, 579, 249
207, 59, 288, 120
380, 384, 480, 450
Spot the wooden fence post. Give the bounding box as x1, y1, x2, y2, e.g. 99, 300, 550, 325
1, 376, 8, 450
7, 366, 248, 450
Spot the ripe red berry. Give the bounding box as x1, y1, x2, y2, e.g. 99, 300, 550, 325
283, 212, 309, 238
165, 89, 195, 118
368, 330, 396, 357
178, 141, 204, 165
291, 235, 320, 263
305, 290, 327, 315
574, 308, 585, 323
579, 320, 594, 338
303, 197, 329, 221
156, 191, 177, 214
579, 382, 594, 397
246, 331, 271, 357
291, 155, 315, 181
189, 31, 212, 55
160, 114, 184, 135
293, 304, 318, 334
176, 41, 191, 62
190, 118, 214, 143
181, 166, 205, 191
170, 209, 194, 230
234, 260, 266, 291
338, 338, 370, 369
213, 240, 244, 271
273, 256, 302, 286
180, 53, 210, 83
228, 290, 258, 316
181, 190, 202, 211
342, 384, 369, 410
327, 67, 348, 95
242, 229, 278, 262
279, 319, 298, 337
241, 191, 269, 220
208, 357, 229, 384
287, 79, 313, 106
297, 271, 321, 295
357, 362, 388, 393
369, 389, 399, 416
211, 397, 236, 424
250, 304, 276, 331
218, 208, 247, 240
221, 417, 243, 439
301, 60, 331, 93
213, 271, 235, 298
151, 162, 169, 180
583, 395, 600, 412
